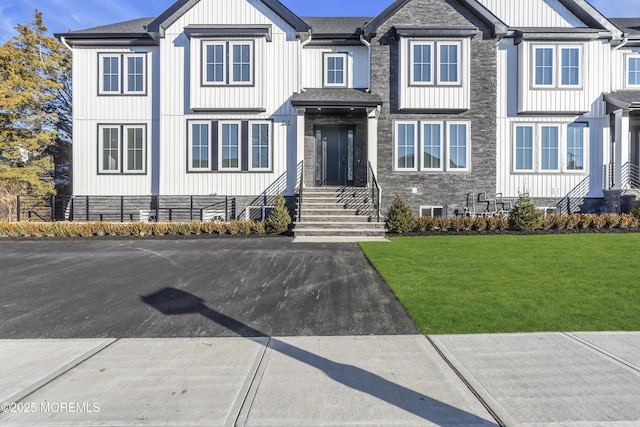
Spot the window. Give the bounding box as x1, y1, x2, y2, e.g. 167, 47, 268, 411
231, 42, 252, 84
396, 122, 417, 171
204, 42, 225, 84
560, 47, 580, 86
99, 53, 147, 95
250, 122, 271, 170
411, 42, 433, 84
124, 126, 145, 172
448, 123, 468, 170
515, 125, 534, 171
422, 123, 442, 170
532, 45, 582, 88
439, 43, 459, 84
567, 124, 586, 171
98, 125, 146, 174
324, 53, 347, 87
410, 41, 461, 86
395, 121, 470, 172
628, 56, 640, 87
220, 122, 240, 170
513, 123, 585, 173
540, 126, 559, 171
202, 41, 253, 86
190, 122, 210, 171
420, 206, 446, 217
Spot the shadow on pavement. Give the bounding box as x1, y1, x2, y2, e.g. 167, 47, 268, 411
141, 287, 498, 426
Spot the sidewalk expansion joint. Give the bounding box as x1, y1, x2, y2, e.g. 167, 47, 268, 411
563, 333, 640, 375
425, 335, 506, 427
233, 337, 273, 427
0, 338, 119, 412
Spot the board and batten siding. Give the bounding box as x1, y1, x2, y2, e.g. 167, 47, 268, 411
610, 47, 640, 92
301, 46, 369, 89
495, 38, 608, 200
72, 46, 158, 196
157, 0, 300, 196
476, 0, 587, 28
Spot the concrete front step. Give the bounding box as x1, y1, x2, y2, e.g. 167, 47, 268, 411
300, 208, 360, 216
296, 221, 385, 230
300, 215, 372, 222
293, 228, 386, 237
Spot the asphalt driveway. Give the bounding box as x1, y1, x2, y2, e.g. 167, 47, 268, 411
0, 238, 417, 338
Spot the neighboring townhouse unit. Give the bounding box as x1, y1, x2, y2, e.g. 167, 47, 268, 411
57, 0, 640, 232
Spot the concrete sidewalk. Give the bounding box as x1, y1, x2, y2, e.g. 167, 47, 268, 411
1, 333, 639, 426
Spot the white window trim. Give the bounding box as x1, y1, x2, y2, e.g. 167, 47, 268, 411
395, 121, 418, 172
626, 54, 640, 88
420, 206, 446, 217
446, 121, 470, 171
323, 53, 348, 87
123, 54, 147, 95
229, 41, 253, 85
539, 125, 561, 172
420, 121, 444, 171
409, 41, 434, 85
248, 121, 272, 171
218, 121, 242, 171
202, 41, 227, 86
123, 125, 146, 173
189, 121, 211, 172
98, 125, 121, 174
531, 44, 583, 89
98, 54, 121, 95
437, 41, 462, 86
513, 124, 535, 173
565, 123, 589, 173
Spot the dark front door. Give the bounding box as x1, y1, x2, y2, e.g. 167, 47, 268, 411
314, 126, 355, 186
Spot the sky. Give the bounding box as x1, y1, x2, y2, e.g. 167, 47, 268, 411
1, 0, 639, 43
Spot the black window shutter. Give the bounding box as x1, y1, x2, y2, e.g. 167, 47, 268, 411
241, 121, 249, 171
211, 121, 218, 171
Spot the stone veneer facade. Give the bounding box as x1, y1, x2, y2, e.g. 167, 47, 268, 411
370, 0, 498, 216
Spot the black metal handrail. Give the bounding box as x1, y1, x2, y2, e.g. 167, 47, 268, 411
297, 160, 304, 222
367, 161, 381, 222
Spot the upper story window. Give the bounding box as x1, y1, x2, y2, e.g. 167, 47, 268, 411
627, 56, 640, 87
410, 41, 461, 86
395, 120, 470, 172
202, 41, 253, 86
98, 124, 146, 174
532, 45, 582, 89
99, 53, 147, 95
324, 53, 347, 87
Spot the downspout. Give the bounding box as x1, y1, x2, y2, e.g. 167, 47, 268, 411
60, 36, 72, 52
613, 37, 629, 51
360, 33, 371, 93
299, 30, 312, 93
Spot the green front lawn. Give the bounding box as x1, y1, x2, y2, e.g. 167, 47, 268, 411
360, 234, 640, 334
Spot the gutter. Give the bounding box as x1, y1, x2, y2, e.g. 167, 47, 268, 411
360, 33, 371, 93
59, 36, 72, 52
299, 30, 312, 93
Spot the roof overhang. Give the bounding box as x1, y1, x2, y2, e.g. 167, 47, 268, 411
56, 34, 158, 47
393, 26, 478, 39
513, 27, 609, 44
604, 91, 640, 113
184, 25, 273, 41
291, 89, 382, 109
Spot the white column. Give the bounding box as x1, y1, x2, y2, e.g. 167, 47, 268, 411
296, 108, 306, 188
367, 106, 380, 179
614, 109, 630, 190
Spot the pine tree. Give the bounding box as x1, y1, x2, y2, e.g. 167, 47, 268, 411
508, 194, 543, 230
385, 194, 416, 233
265, 194, 292, 233
0, 11, 71, 197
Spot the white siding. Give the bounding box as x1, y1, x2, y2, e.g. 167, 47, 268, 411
72, 46, 158, 196
158, 0, 300, 196
517, 40, 610, 115
398, 37, 470, 111
611, 47, 640, 92
477, 0, 587, 28
301, 46, 369, 89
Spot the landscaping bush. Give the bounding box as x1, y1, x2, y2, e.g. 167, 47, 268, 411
415, 216, 436, 232
632, 201, 640, 219
265, 194, 292, 233
385, 195, 416, 233
487, 216, 508, 231
508, 194, 543, 230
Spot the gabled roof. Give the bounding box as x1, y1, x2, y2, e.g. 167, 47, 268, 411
610, 18, 640, 37
147, 0, 309, 37
363, 0, 509, 38
555, 0, 621, 37
55, 18, 157, 46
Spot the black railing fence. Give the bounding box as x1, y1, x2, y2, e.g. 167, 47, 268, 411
16, 195, 236, 223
